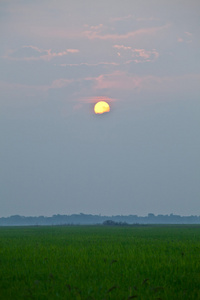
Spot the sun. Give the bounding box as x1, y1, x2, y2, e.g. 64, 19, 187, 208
94, 101, 110, 114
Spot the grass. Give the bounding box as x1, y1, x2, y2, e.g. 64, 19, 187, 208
0, 225, 200, 299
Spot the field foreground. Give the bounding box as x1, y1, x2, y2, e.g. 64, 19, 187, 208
0, 225, 200, 299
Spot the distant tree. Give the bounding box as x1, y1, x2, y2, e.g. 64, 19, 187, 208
103, 220, 128, 226
103, 220, 117, 226
148, 213, 155, 218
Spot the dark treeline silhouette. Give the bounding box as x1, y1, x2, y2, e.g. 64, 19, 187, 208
0, 213, 200, 226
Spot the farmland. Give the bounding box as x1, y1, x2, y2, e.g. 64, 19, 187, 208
0, 225, 200, 299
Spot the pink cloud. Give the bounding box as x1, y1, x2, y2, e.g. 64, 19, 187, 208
185, 31, 192, 37
5, 46, 79, 61
79, 96, 116, 104
177, 37, 184, 43
177, 31, 193, 44
88, 72, 200, 96
133, 49, 150, 58
90, 24, 104, 30
65, 49, 79, 53
83, 24, 170, 40
1, 72, 200, 109
113, 45, 159, 63
132, 49, 159, 62
50, 78, 73, 89
93, 71, 142, 91
113, 45, 132, 50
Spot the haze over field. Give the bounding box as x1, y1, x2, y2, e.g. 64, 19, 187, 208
0, 0, 200, 217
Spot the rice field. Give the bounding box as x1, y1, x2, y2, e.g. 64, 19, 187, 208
0, 225, 200, 299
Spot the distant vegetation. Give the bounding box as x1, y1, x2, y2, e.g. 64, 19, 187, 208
0, 225, 200, 299
1, 213, 200, 226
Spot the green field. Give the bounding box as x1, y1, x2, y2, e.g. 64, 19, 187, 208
0, 225, 200, 299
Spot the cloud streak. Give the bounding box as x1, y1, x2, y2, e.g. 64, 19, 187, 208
177, 31, 193, 43
1, 72, 200, 109
57, 61, 119, 67
113, 45, 159, 63
89, 71, 200, 96
92, 71, 142, 91
79, 96, 116, 104
5, 46, 79, 61
84, 24, 170, 40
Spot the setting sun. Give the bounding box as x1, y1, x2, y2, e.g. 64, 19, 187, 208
94, 101, 110, 114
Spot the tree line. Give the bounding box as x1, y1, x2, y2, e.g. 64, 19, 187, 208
0, 213, 200, 226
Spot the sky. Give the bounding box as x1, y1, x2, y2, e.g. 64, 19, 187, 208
0, 0, 200, 217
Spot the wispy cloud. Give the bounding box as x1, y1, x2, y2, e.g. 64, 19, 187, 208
113, 45, 132, 50
177, 38, 184, 43
89, 24, 104, 30
83, 24, 170, 40
131, 48, 159, 63
113, 45, 159, 63
5, 46, 79, 61
87, 71, 200, 96
79, 96, 116, 104
110, 15, 133, 22
92, 71, 142, 91
50, 78, 73, 89
56, 61, 119, 67
1, 72, 200, 107
177, 31, 193, 43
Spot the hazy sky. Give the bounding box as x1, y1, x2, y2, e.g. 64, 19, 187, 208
1, 0, 200, 217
